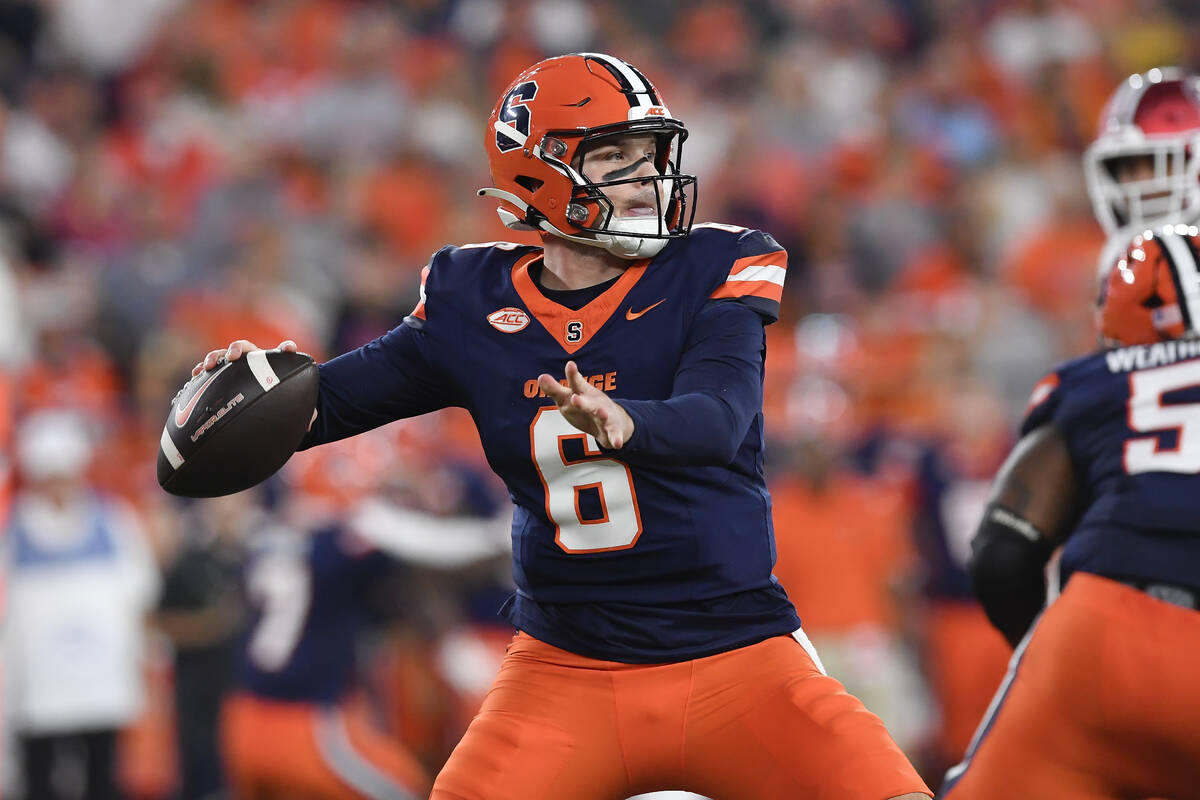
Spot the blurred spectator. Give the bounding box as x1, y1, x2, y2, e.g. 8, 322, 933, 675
0, 240, 27, 367
16, 262, 123, 425
296, 7, 410, 163
0, 1, 43, 100
1, 80, 78, 217
49, 0, 186, 75
770, 431, 934, 760
3, 410, 159, 800
153, 494, 255, 800
902, 381, 1014, 776
983, 0, 1099, 82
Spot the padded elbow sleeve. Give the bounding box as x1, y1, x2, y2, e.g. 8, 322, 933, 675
968, 504, 1056, 649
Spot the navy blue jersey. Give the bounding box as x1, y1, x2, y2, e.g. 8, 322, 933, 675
237, 524, 391, 702
301, 224, 801, 663
1022, 339, 1200, 589
910, 443, 994, 602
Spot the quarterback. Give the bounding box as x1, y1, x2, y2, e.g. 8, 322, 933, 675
197, 53, 929, 799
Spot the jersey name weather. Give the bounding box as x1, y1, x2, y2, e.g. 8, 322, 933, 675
1106, 338, 1200, 373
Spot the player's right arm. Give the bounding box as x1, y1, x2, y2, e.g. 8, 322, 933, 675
969, 422, 1081, 648
194, 322, 460, 448
193, 256, 465, 448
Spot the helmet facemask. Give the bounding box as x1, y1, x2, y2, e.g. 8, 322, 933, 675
1085, 135, 1200, 234
557, 123, 697, 258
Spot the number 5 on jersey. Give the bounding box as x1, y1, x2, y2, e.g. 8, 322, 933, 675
531, 407, 643, 553
1126, 360, 1200, 474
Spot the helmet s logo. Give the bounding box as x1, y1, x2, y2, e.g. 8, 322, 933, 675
488, 307, 531, 333
496, 81, 538, 153
565, 320, 584, 343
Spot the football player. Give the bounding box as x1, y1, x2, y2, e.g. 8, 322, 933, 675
942, 227, 1200, 798
1085, 67, 1200, 277
195, 53, 929, 799
221, 515, 431, 800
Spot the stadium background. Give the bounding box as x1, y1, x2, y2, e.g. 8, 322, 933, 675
0, 0, 1196, 795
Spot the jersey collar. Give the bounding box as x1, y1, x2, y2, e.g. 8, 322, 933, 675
511, 252, 649, 354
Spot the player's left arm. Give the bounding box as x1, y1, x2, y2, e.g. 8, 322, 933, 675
969, 423, 1081, 648
539, 299, 765, 465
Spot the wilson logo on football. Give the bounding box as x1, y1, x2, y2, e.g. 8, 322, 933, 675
488, 307, 530, 333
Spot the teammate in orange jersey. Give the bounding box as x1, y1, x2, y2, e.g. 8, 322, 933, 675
942, 227, 1200, 798
189, 53, 929, 799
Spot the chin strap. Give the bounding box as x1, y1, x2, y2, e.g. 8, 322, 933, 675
476, 186, 664, 259
484, 120, 664, 258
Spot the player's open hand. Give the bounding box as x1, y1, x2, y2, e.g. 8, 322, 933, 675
192, 339, 298, 377
537, 361, 635, 450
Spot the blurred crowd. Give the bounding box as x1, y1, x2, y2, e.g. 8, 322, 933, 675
1, 0, 1197, 797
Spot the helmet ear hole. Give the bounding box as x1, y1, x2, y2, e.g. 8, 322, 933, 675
515, 176, 544, 193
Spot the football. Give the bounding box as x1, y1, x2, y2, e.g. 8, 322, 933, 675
158, 349, 319, 498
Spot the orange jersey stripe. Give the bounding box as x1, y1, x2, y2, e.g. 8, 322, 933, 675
710, 279, 784, 304
729, 249, 787, 277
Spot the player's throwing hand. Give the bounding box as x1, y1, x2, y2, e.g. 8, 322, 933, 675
537, 361, 635, 450
192, 339, 298, 376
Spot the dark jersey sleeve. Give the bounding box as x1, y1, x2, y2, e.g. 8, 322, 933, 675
613, 299, 765, 466
301, 256, 465, 448
1019, 371, 1064, 437
706, 228, 787, 323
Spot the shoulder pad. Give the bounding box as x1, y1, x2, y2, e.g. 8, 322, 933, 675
1019, 371, 1062, 436
696, 224, 788, 323
404, 242, 538, 330
1018, 351, 1102, 437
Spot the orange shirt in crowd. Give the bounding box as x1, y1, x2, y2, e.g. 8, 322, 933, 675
771, 472, 915, 634
17, 342, 124, 422
165, 288, 321, 365
1003, 218, 1104, 322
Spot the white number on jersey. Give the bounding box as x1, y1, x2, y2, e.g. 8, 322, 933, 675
1125, 360, 1200, 474
246, 542, 312, 671
530, 407, 643, 552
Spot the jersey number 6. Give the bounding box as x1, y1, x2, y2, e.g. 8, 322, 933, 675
531, 407, 644, 553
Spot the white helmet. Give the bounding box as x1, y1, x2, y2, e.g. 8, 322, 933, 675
1084, 67, 1200, 235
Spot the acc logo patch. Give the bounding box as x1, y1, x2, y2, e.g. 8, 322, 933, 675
629, 105, 671, 120
488, 307, 530, 333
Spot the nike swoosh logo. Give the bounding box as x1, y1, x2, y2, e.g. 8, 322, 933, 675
175, 362, 231, 428
625, 299, 666, 320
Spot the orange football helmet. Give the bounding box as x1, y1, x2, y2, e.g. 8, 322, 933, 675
478, 53, 696, 259
1085, 67, 1200, 235
1097, 225, 1200, 346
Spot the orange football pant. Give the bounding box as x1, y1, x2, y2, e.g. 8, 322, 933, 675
432, 630, 929, 800
942, 572, 1200, 799
221, 692, 430, 800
